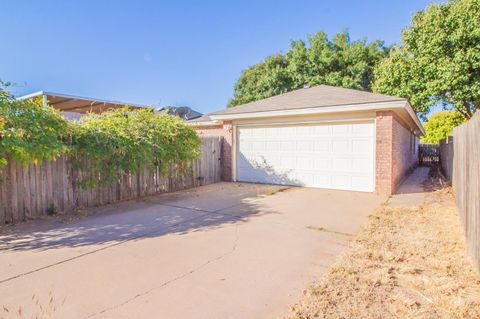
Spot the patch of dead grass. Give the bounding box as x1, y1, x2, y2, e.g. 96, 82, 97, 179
288, 173, 480, 319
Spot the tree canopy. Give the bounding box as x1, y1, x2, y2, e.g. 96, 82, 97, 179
373, 0, 480, 120
422, 111, 465, 143
229, 31, 389, 107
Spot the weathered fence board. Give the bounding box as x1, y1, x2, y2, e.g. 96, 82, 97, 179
452, 112, 480, 271
0, 136, 222, 224
419, 143, 440, 165
439, 136, 454, 181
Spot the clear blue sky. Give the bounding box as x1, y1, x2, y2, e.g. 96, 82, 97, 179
1, 0, 434, 114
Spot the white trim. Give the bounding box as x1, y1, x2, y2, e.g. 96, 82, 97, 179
42, 94, 47, 108
17, 91, 148, 109
187, 120, 221, 127
373, 117, 377, 192
232, 125, 238, 182
211, 100, 424, 136
210, 101, 406, 120
405, 101, 425, 135
233, 115, 376, 127
16, 91, 45, 100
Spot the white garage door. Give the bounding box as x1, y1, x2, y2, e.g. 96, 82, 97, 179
236, 122, 375, 192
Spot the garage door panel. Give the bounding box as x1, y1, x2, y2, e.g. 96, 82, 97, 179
297, 141, 314, 152
237, 122, 375, 192
337, 158, 356, 171
352, 158, 373, 172
313, 158, 331, 170
314, 125, 331, 136
332, 140, 350, 153
353, 123, 374, 135
332, 124, 351, 136
351, 175, 372, 189
314, 140, 330, 152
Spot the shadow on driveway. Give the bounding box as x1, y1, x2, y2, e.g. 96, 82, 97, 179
0, 183, 285, 252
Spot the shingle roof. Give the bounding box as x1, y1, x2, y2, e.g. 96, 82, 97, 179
211, 85, 406, 115
187, 114, 214, 123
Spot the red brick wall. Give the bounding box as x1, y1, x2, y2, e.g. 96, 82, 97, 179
375, 111, 418, 194
375, 111, 394, 194
391, 115, 418, 189
194, 123, 233, 181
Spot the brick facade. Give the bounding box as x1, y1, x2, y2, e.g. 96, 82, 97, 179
195, 123, 233, 181
375, 111, 418, 194
195, 113, 418, 195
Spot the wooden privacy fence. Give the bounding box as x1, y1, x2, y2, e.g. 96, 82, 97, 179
419, 143, 440, 165
439, 136, 454, 181
452, 112, 480, 271
0, 136, 222, 225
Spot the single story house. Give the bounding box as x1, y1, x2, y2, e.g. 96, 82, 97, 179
190, 85, 424, 195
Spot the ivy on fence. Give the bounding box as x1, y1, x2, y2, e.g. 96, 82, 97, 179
0, 81, 201, 187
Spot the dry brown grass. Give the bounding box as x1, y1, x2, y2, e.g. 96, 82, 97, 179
288, 174, 480, 319
1, 292, 64, 319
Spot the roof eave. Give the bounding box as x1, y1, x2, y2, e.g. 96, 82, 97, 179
405, 101, 425, 135
16, 91, 149, 109
210, 100, 424, 135
16, 91, 45, 100
210, 101, 405, 120
187, 120, 221, 127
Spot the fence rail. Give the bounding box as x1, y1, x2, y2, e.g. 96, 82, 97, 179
0, 136, 222, 225
419, 143, 440, 165
452, 112, 480, 271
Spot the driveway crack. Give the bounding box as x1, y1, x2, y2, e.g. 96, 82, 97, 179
0, 212, 212, 285
85, 225, 240, 318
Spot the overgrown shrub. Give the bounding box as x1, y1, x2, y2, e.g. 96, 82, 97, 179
0, 82, 201, 187
70, 107, 201, 186
0, 82, 69, 171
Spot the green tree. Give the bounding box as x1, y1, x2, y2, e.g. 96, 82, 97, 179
229, 31, 389, 107
229, 55, 291, 106
0, 81, 69, 170
422, 111, 465, 143
373, 0, 480, 120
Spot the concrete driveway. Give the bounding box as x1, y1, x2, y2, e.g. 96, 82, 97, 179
0, 183, 385, 319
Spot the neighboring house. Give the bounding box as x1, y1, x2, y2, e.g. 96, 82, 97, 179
189, 85, 424, 195
17, 91, 147, 119
159, 106, 202, 120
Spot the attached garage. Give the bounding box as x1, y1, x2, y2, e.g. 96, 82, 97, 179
191, 85, 424, 195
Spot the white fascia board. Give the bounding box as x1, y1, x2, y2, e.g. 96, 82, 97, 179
405, 101, 425, 135
187, 120, 221, 126
17, 91, 148, 109
210, 101, 407, 121
16, 91, 45, 100
210, 100, 425, 135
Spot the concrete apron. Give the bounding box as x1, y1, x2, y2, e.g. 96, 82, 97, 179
0, 182, 386, 319
387, 166, 430, 207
